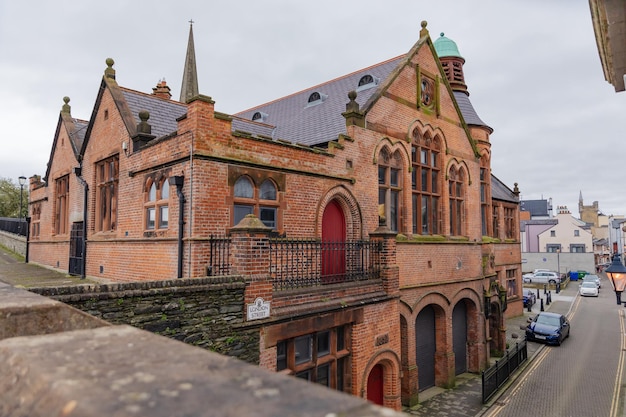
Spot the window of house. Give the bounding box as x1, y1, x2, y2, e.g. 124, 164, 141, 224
570, 244, 585, 253
504, 206, 515, 239
480, 167, 490, 236
378, 147, 403, 232
96, 155, 119, 232
55, 175, 69, 235
448, 166, 465, 236
411, 130, 440, 235
492, 204, 500, 239
31, 203, 41, 239
574, 230, 580, 237
145, 177, 169, 230
550, 230, 556, 237
276, 326, 349, 391
420, 76, 435, 109
547, 244, 561, 253
506, 269, 517, 297
233, 176, 279, 229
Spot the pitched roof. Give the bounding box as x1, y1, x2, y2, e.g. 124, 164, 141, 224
233, 56, 404, 146
453, 91, 491, 131
491, 174, 518, 203
121, 88, 187, 138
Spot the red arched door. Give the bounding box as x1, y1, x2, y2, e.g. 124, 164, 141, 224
321, 200, 346, 283
367, 364, 384, 405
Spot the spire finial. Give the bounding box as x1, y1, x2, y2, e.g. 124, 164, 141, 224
104, 58, 116, 80
180, 22, 199, 103
61, 96, 71, 114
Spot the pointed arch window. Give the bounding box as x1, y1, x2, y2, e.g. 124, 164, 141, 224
480, 164, 491, 236
145, 177, 169, 230
233, 176, 279, 229
411, 130, 441, 235
55, 175, 69, 235
449, 166, 465, 236
95, 155, 119, 232
378, 147, 403, 232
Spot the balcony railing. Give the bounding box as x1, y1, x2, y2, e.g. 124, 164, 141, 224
269, 239, 381, 291
207, 235, 232, 276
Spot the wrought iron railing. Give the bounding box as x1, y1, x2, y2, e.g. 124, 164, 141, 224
206, 235, 232, 276
482, 339, 528, 403
0, 217, 27, 237
269, 239, 381, 291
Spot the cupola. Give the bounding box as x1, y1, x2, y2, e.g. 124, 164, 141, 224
434, 33, 468, 94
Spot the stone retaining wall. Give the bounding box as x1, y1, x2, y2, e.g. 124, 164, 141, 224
0, 231, 25, 257
31, 277, 260, 364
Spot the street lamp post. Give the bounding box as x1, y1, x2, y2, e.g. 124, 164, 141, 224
18, 176, 26, 234
605, 253, 626, 305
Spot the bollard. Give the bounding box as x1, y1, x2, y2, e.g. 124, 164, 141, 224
537, 288, 540, 299
546, 292, 550, 305
544, 284, 547, 295
540, 298, 544, 311
527, 300, 532, 312
556, 283, 561, 294
548, 291, 552, 303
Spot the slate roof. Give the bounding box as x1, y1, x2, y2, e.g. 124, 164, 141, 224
520, 200, 550, 216
71, 119, 88, 153
121, 88, 187, 138
453, 91, 490, 130
233, 56, 404, 146
491, 175, 518, 203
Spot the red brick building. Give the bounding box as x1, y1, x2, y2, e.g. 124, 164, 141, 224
27, 22, 521, 409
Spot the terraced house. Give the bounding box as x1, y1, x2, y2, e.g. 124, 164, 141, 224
26, 21, 521, 409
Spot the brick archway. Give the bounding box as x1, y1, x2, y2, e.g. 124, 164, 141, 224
360, 350, 401, 410
316, 185, 363, 240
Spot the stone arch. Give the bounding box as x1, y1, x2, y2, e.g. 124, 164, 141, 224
316, 184, 363, 240
408, 120, 448, 150
372, 137, 411, 170
360, 349, 401, 409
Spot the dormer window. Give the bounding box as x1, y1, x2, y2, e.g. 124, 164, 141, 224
306, 91, 327, 107
356, 74, 379, 92
252, 111, 268, 122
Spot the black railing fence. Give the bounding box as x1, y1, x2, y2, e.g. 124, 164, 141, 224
207, 235, 232, 276
0, 218, 27, 237
206, 236, 382, 290
482, 339, 528, 403
269, 239, 381, 290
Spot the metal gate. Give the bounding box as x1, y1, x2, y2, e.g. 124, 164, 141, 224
415, 305, 436, 390
69, 222, 83, 276
452, 301, 468, 375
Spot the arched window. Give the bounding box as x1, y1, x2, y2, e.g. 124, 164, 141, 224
145, 177, 169, 230
378, 147, 403, 232
358, 74, 374, 86
411, 129, 441, 235
480, 160, 490, 236
308, 92, 321, 103
233, 176, 279, 229
448, 166, 465, 236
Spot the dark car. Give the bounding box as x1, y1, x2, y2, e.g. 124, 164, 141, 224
526, 312, 570, 346
523, 290, 536, 308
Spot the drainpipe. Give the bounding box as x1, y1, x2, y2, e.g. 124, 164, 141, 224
25, 216, 31, 263
169, 175, 185, 278
74, 166, 88, 279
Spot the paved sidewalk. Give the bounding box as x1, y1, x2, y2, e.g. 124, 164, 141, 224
404, 282, 578, 417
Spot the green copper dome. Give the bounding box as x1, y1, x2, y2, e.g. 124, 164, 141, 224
433, 33, 463, 59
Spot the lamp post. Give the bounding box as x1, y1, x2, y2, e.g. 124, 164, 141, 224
605, 253, 626, 305
18, 176, 26, 234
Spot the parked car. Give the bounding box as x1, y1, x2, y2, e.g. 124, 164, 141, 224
582, 274, 601, 289
526, 312, 570, 346
522, 271, 561, 284
523, 290, 537, 308
579, 281, 599, 297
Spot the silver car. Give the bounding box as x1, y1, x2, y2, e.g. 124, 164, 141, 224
579, 281, 599, 297
582, 274, 601, 289
523, 271, 561, 284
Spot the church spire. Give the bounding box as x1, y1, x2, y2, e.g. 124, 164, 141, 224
180, 20, 199, 103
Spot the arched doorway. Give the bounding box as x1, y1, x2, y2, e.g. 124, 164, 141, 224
321, 200, 346, 282
367, 364, 384, 405
452, 301, 468, 374
415, 305, 436, 390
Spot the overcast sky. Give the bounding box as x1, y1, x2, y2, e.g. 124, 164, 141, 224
1, 0, 624, 216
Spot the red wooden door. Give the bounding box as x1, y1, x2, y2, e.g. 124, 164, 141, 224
367, 364, 384, 405
321, 200, 346, 282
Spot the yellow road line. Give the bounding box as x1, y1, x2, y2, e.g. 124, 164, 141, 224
610, 309, 625, 417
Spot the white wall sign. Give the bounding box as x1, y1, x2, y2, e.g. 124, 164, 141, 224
247, 297, 270, 321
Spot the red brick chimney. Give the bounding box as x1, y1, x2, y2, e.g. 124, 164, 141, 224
152, 79, 172, 100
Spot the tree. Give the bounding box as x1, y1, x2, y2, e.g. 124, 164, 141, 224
0, 177, 29, 218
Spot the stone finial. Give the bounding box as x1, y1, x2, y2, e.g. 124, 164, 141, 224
513, 182, 520, 196
104, 58, 115, 80
137, 110, 152, 134
342, 91, 365, 128
61, 96, 71, 114
420, 20, 429, 38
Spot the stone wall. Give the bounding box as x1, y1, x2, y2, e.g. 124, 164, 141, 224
30, 276, 260, 364
0, 231, 25, 257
